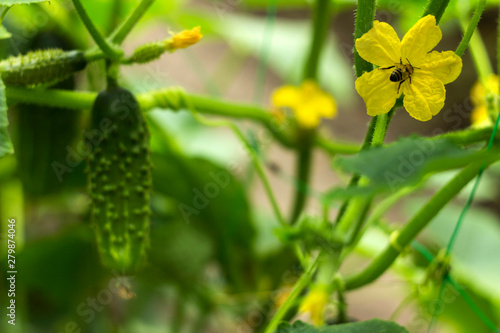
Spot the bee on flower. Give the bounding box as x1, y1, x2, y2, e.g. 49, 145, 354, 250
355, 15, 462, 121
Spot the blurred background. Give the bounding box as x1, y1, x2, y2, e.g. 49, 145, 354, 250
0, 0, 499, 332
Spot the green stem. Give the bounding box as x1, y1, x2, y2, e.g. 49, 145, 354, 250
315, 136, 360, 155
5, 87, 96, 109
344, 161, 497, 290
231, 124, 287, 226
289, 0, 332, 224
303, 0, 330, 80
290, 130, 314, 224
110, 0, 156, 44
457, 4, 492, 80
335, 276, 347, 323
84, 49, 106, 62
334, 114, 388, 233
263, 256, 320, 333
371, 113, 388, 147
8, 86, 498, 152
434, 126, 499, 145
455, 0, 487, 58
72, 0, 122, 59
353, 0, 376, 77
422, 0, 450, 23
4, 86, 355, 153
336, 0, 376, 224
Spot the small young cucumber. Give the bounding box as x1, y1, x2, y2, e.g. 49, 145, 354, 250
87, 87, 151, 273
0, 49, 87, 86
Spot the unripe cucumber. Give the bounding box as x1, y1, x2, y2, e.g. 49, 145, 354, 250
0, 49, 87, 86
87, 87, 151, 272
128, 41, 166, 64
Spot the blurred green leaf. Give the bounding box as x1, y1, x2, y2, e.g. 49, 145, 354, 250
0, 78, 13, 159
277, 319, 409, 332
149, 118, 256, 290
334, 137, 499, 193
148, 218, 214, 284
152, 152, 256, 289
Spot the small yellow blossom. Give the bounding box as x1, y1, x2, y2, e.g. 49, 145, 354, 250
170, 26, 203, 50
299, 285, 330, 326
470, 74, 498, 128
355, 15, 462, 121
271, 80, 337, 128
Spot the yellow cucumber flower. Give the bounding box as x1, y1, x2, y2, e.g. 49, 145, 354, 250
355, 15, 462, 121
271, 80, 337, 129
170, 26, 203, 50
470, 74, 498, 128
299, 285, 330, 326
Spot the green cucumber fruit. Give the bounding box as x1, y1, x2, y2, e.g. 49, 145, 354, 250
87, 87, 151, 272
0, 49, 87, 86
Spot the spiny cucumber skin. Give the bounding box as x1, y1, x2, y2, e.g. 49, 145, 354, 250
88, 87, 151, 273
129, 41, 166, 64
0, 49, 87, 86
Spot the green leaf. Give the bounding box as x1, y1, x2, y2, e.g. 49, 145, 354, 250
1, 0, 49, 5
0, 26, 11, 40
276, 319, 409, 333
334, 137, 499, 193
0, 78, 13, 159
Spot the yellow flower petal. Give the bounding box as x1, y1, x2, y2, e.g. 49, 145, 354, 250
355, 20, 401, 67
272, 85, 301, 108
419, 51, 462, 84
470, 105, 491, 128
309, 93, 337, 118
295, 105, 321, 128
272, 81, 337, 128
402, 71, 445, 121
300, 287, 329, 326
355, 69, 401, 116
401, 15, 442, 65
171, 26, 203, 49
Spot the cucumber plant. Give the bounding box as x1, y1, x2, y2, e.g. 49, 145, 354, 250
2, 0, 499, 332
